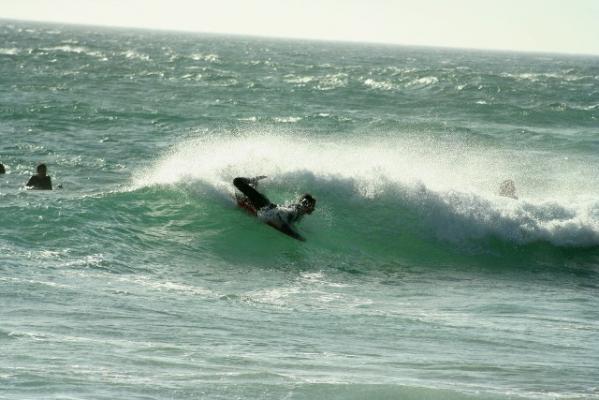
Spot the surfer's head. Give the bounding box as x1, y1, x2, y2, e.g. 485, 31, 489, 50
298, 194, 316, 215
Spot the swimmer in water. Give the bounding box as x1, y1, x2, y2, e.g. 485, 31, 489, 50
26, 163, 53, 190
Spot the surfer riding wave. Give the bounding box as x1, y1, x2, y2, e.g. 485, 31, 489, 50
233, 176, 316, 241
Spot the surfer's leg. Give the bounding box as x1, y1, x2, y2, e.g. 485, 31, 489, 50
233, 177, 271, 209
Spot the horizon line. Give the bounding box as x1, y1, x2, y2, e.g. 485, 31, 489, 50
2, 17, 599, 59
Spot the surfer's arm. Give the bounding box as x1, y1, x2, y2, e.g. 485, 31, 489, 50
279, 222, 306, 242
249, 175, 267, 185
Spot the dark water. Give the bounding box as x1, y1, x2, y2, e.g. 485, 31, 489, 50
1, 20, 599, 399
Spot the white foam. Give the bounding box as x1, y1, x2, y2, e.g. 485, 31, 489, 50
412, 186, 599, 247
0, 48, 20, 55
238, 116, 258, 122
134, 131, 599, 247
273, 116, 302, 123
284, 75, 315, 85
41, 45, 104, 58
190, 52, 220, 63
500, 71, 592, 83
124, 276, 214, 297
122, 50, 150, 61
316, 73, 349, 90
407, 76, 439, 87
363, 78, 396, 91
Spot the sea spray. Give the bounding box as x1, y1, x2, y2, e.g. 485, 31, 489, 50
133, 131, 599, 249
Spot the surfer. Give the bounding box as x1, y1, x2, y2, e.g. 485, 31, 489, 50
233, 176, 316, 241
26, 163, 53, 190
499, 179, 517, 199
0, 163, 5, 174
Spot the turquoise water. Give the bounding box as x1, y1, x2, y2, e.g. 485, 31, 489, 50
1, 20, 599, 399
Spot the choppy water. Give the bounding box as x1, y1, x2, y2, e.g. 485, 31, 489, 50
1, 20, 599, 400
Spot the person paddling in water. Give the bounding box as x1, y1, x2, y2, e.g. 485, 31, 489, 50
26, 163, 53, 190
233, 176, 316, 241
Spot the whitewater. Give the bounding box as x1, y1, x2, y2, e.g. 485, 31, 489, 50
1, 20, 598, 400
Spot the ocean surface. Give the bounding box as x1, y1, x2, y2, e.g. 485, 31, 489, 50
1, 20, 598, 400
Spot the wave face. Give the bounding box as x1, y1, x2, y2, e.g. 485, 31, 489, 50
1, 20, 599, 400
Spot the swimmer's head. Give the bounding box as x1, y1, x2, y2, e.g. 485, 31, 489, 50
37, 163, 47, 176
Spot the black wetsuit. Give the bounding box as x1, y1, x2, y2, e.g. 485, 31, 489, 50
26, 175, 52, 190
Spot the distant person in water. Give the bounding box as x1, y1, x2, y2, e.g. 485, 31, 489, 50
0, 163, 5, 174
233, 176, 316, 241
499, 179, 517, 199
26, 163, 52, 190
